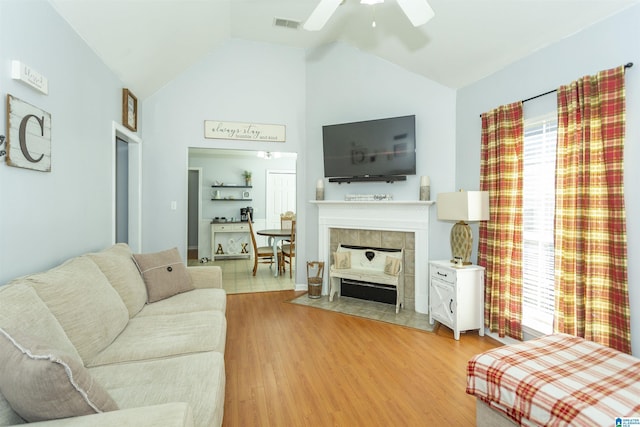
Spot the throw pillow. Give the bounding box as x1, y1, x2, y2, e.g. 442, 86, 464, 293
333, 251, 351, 269
0, 327, 118, 422
132, 247, 194, 303
384, 256, 402, 276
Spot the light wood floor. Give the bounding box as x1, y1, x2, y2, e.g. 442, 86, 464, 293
223, 290, 501, 426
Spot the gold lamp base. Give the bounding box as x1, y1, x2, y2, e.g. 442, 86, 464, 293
450, 221, 473, 265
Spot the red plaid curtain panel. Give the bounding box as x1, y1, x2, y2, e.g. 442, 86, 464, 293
478, 102, 524, 341
554, 66, 631, 354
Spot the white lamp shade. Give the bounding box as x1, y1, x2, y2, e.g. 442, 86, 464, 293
437, 191, 489, 222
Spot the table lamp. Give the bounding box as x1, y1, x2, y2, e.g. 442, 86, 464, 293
436, 190, 489, 265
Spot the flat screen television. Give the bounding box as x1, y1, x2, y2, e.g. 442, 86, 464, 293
322, 115, 416, 182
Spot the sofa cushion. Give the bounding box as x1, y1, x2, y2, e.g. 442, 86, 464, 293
132, 248, 194, 303
0, 283, 84, 425
21, 403, 194, 427
0, 283, 81, 362
0, 328, 118, 422
87, 311, 226, 367
22, 257, 129, 364
136, 288, 227, 317
0, 392, 24, 426
87, 243, 148, 318
89, 352, 225, 427
187, 266, 223, 289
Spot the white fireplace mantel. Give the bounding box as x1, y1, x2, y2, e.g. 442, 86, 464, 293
311, 200, 435, 313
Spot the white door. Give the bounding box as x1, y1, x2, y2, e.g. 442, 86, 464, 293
265, 170, 296, 229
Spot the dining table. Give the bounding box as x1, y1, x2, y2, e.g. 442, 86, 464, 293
256, 228, 293, 277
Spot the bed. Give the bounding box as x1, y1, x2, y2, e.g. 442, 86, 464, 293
466, 333, 640, 426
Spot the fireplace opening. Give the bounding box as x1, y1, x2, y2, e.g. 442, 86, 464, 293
340, 278, 397, 305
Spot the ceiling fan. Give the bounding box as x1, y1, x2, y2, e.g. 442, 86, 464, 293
303, 0, 434, 31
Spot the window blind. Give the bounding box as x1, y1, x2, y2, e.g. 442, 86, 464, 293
522, 113, 557, 334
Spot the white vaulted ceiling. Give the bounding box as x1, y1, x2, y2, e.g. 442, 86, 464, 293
49, 0, 639, 99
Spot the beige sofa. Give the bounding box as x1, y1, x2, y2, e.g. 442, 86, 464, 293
0, 244, 227, 426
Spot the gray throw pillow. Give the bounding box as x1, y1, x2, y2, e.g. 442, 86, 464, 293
132, 247, 194, 303
0, 327, 118, 422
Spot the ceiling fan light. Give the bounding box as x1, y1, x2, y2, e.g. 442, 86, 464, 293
396, 0, 435, 27
361, 0, 384, 5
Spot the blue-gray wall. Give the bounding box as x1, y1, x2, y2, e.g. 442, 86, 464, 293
0, 0, 123, 282
304, 42, 457, 271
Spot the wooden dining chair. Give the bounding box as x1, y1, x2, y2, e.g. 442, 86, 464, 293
247, 212, 282, 276
280, 211, 296, 228
281, 219, 295, 278
280, 211, 296, 246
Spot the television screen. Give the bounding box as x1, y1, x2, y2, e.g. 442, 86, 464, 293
322, 115, 416, 179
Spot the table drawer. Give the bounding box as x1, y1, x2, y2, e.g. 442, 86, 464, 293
212, 223, 249, 232
431, 265, 455, 284
212, 224, 232, 232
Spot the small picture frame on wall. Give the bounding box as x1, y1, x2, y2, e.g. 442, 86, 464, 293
122, 88, 137, 132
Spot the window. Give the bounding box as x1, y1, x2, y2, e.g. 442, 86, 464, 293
522, 113, 556, 335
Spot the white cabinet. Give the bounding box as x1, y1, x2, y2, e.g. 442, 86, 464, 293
210, 223, 251, 260
429, 260, 485, 340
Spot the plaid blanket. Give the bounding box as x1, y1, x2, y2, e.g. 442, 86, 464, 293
466, 333, 640, 426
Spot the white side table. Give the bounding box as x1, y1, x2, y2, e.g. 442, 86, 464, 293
429, 260, 485, 340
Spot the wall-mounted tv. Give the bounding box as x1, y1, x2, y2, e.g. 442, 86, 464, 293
322, 115, 416, 183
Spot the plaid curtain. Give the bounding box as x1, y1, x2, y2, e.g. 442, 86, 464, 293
478, 102, 524, 341
554, 66, 631, 354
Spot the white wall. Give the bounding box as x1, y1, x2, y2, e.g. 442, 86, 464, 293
0, 0, 123, 284
456, 5, 640, 355
140, 39, 306, 278
304, 42, 457, 268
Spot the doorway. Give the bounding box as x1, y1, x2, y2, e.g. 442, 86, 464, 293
115, 137, 128, 244
187, 148, 297, 262
187, 168, 202, 260
112, 122, 142, 252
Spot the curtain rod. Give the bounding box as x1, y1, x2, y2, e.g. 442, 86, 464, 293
479, 62, 634, 117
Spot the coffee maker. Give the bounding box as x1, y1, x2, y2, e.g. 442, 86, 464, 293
240, 207, 253, 222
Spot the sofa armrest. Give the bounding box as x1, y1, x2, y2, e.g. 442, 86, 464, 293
187, 266, 223, 289
23, 403, 193, 427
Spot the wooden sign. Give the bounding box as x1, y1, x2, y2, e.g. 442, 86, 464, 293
6, 95, 52, 172
11, 61, 49, 95
204, 120, 286, 142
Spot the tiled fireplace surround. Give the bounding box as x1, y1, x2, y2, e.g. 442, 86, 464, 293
329, 228, 416, 310
313, 201, 434, 313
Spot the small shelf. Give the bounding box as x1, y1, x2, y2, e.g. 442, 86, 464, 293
211, 199, 252, 201
211, 185, 252, 188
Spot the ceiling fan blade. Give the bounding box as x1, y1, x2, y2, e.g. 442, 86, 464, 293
303, 0, 344, 31
396, 0, 435, 27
